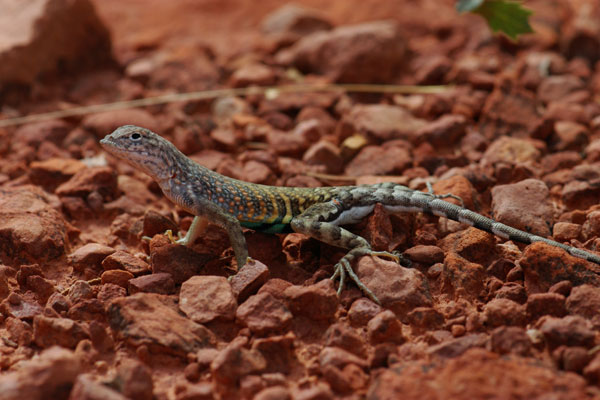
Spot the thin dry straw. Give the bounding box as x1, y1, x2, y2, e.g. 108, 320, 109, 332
0, 83, 450, 128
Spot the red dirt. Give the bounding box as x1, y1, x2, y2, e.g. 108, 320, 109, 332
1, 0, 600, 399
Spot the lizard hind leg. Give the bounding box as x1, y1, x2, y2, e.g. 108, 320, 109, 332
291, 202, 400, 305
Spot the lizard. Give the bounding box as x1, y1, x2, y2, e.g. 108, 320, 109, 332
100, 125, 600, 304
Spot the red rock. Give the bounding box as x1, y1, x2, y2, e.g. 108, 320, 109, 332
552, 222, 582, 242
16, 264, 42, 288
322, 363, 368, 394
33, 314, 90, 349
403, 245, 444, 265
82, 109, 159, 138
493, 283, 527, 304
230, 63, 277, 88
174, 382, 214, 400
565, 284, 600, 319
558, 346, 591, 373
229, 260, 270, 303
552, 120, 588, 151
266, 129, 309, 157
291, 384, 334, 400
414, 54, 452, 85
480, 82, 542, 138
254, 386, 291, 400
345, 145, 411, 177
196, 347, 220, 371
128, 273, 175, 295
29, 158, 86, 192
584, 352, 600, 384
69, 243, 115, 273
251, 334, 296, 374
142, 210, 179, 240
302, 140, 343, 174
211, 341, 267, 386
276, 21, 405, 83
414, 114, 467, 147
484, 298, 526, 327
13, 120, 71, 148
490, 326, 531, 356
258, 278, 293, 301
117, 358, 154, 400
108, 293, 216, 357
6, 317, 33, 346
212, 97, 251, 124
337, 104, 426, 142
97, 283, 126, 303
427, 333, 488, 359
150, 240, 214, 284
368, 310, 405, 345
541, 151, 582, 174
66, 280, 94, 304
561, 179, 600, 210
582, 211, 600, 240
406, 307, 444, 331
0, 188, 68, 265
236, 292, 292, 335
440, 252, 486, 300
67, 298, 106, 323
491, 179, 554, 237
70, 374, 128, 400
537, 75, 585, 104
179, 276, 237, 323
539, 315, 595, 349
549, 280, 573, 296
26, 275, 55, 303
526, 293, 567, 321
348, 298, 382, 327
521, 242, 600, 293
242, 161, 276, 185
101, 250, 150, 276
0, 273, 8, 301
0, 347, 80, 400
0, 292, 43, 320
283, 279, 338, 321
354, 257, 432, 319
480, 137, 541, 167
55, 166, 118, 202
46, 292, 71, 315
506, 265, 525, 283
101, 269, 134, 288
261, 3, 332, 36
319, 346, 368, 371
440, 226, 496, 266
368, 348, 590, 399
0, 0, 112, 85
323, 323, 367, 358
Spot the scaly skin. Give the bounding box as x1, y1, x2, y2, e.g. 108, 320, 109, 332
101, 125, 600, 304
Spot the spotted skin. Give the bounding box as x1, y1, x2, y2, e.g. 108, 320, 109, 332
101, 125, 600, 304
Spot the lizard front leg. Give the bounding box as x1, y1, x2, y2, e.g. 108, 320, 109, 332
290, 202, 396, 304
187, 201, 249, 269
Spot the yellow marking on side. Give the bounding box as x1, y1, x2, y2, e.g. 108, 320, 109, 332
281, 192, 294, 224
264, 189, 280, 224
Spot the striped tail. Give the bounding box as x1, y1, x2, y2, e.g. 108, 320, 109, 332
388, 188, 600, 265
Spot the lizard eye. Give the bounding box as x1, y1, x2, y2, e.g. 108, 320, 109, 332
130, 133, 142, 141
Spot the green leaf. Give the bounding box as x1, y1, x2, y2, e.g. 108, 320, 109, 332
458, 0, 534, 40
456, 0, 484, 13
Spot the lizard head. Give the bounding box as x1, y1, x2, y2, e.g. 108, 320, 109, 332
100, 125, 183, 182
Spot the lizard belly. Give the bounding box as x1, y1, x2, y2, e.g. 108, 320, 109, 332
330, 205, 375, 225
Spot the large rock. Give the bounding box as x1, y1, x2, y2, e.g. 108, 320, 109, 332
0, 0, 113, 86
275, 20, 405, 83
0, 187, 68, 265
